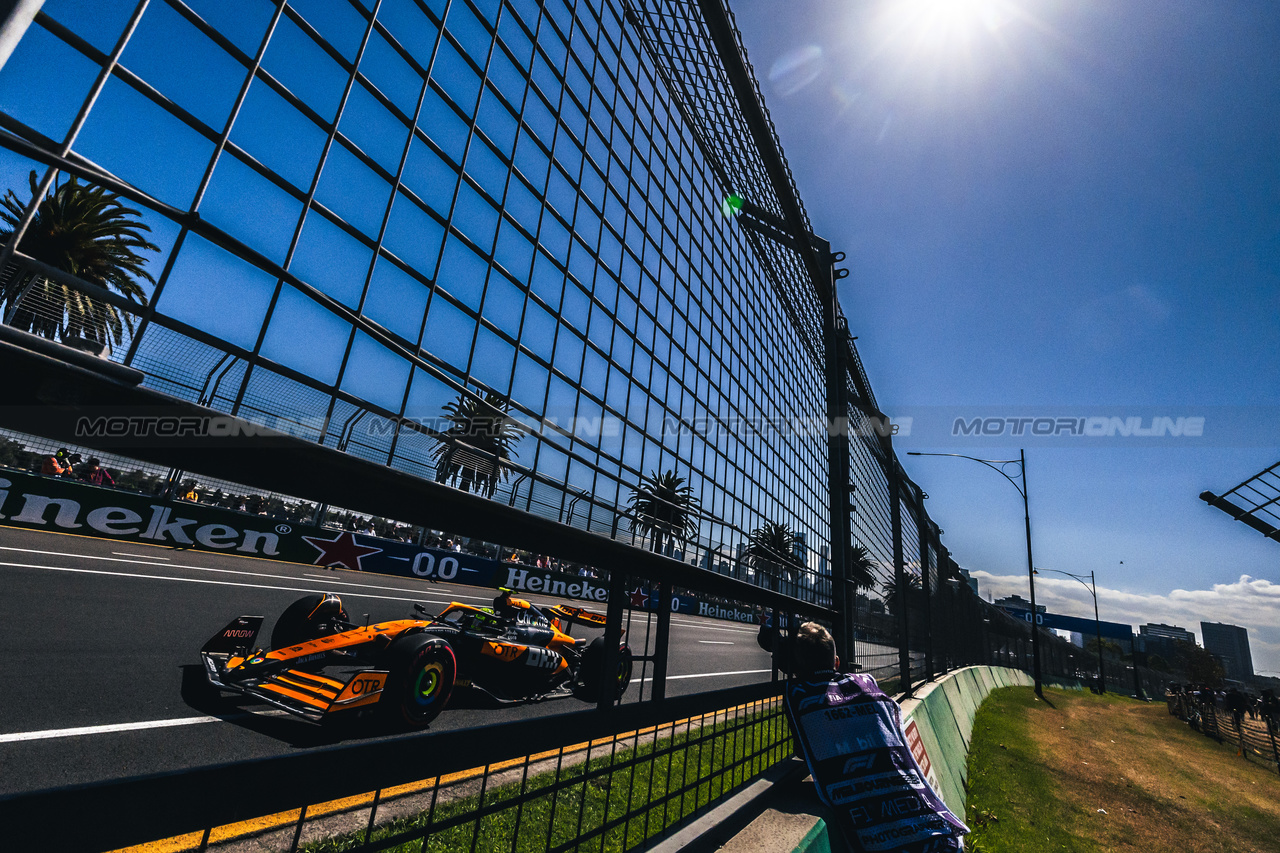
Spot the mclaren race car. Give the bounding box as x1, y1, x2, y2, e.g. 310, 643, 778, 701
196, 590, 633, 729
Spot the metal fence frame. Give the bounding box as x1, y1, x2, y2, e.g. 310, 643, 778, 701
0, 681, 790, 852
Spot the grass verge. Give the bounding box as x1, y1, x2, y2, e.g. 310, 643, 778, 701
965, 686, 1280, 853
301, 708, 792, 853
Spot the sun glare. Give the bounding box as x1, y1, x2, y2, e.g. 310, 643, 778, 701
874, 0, 1019, 55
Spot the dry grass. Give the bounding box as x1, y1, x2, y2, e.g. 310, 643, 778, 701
965, 687, 1280, 853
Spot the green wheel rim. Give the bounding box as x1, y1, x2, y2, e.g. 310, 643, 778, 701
413, 663, 443, 706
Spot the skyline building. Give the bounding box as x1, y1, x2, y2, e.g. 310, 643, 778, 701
1139, 623, 1196, 644
1200, 621, 1254, 681
994, 594, 1045, 614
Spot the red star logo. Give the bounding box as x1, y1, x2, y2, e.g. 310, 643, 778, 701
301, 531, 382, 571
629, 586, 649, 608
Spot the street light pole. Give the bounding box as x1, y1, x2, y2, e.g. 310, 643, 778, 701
1035, 567, 1105, 694
908, 449, 1043, 697
1019, 450, 1043, 695
1090, 570, 1105, 692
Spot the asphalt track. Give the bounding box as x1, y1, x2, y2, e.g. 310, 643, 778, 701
0, 525, 776, 797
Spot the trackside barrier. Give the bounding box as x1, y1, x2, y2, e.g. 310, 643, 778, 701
897, 667, 1040, 819
730, 667, 1045, 853
0, 681, 791, 853
0, 467, 764, 629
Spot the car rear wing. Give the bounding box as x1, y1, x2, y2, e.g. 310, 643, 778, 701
200, 615, 264, 656
547, 605, 608, 628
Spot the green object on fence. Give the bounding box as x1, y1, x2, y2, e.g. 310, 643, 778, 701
721, 193, 744, 217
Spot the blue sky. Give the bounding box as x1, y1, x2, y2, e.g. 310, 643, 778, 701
734, 0, 1280, 673
1, 0, 1276, 675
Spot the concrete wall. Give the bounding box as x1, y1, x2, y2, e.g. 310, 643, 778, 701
898, 666, 1080, 817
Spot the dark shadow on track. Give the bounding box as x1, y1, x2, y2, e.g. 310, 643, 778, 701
179, 666, 580, 747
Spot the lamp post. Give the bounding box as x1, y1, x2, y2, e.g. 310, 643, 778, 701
1034, 568, 1105, 694
907, 449, 1042, 696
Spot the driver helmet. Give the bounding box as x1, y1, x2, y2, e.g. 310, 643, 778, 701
307, 593, 348, 624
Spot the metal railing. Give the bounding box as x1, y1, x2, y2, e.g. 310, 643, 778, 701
1166, 692, 1280, 776
0, 682, 791, 853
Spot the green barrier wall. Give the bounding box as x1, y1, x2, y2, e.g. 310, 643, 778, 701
899, 666, 1035, 819
788, 667, 1044, 853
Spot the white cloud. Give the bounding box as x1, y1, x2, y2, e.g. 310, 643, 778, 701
971, 571, 1280, 676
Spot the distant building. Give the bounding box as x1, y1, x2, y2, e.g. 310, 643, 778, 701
793, 531, 809, 566
1200, 621, 1254, 680
1139, 623, 1196, 644
1135, 633, 1179, 662
1137, 623, 1196, 663
957, 568, 978, 595
994, 594, 1045, 614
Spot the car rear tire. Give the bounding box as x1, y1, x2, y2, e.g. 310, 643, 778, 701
579, 637, 633, 702
379, 635, 456, 729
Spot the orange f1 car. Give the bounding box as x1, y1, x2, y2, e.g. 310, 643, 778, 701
197, 590, 633, 728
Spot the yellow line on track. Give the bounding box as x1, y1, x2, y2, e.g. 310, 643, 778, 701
104, 705, 784, 853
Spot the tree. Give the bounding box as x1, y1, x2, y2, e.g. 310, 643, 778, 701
881, 569, 924, 616
844, 542, 879, 628
628, 469, 700, 555
1085, 637, 1124, 659
1, 170, 157, 351
1174, 640, 1225, 687
432, 391, 524, 498
847, 543, 877, 591
746, 521, 802, 592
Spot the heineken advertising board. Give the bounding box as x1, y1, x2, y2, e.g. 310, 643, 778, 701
0, 470, 761, 623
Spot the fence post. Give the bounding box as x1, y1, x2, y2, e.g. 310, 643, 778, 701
597, 571, 628, 711
652, 582, 673, 701
889, 453, 910, 695
817, 239, 855, 667
918, 506, 934, 681
1268, 716, 1280, 775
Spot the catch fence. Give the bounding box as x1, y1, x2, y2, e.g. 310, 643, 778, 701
0, 0, 1198, 850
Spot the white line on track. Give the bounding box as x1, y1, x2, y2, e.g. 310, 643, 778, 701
697, 640, 734, 645
0, 709, 296, 744
0, 716, 219, 743
0, 544, 492, 601
0, 671, 773, 742
664, 620, 757, 635
0, 547, 765, 627
0, 560, 447, 604
635, 669, 772, 682
112, 551, 171, 559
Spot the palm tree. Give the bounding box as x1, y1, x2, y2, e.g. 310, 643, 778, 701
1, 170, 157, 351
628, 469, 700, 555
881, 569, 924, 616
746, 521, 802, 593
432, 390, 524, 498
847, 543, 877, 591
